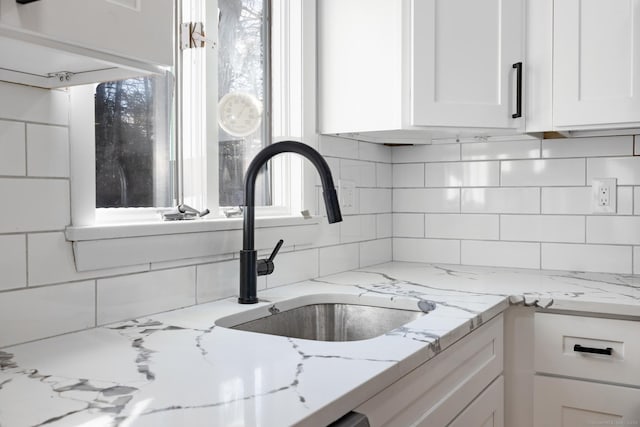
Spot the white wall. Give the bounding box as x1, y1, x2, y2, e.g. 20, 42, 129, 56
0, 81, 392, 348
392, 136, 640, 275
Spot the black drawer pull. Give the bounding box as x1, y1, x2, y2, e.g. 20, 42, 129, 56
573, 344, 613, 356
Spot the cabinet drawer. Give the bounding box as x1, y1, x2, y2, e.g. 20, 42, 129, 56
356, 314, 503, 427
535, 312, 640, 386
534, 375, 640, 427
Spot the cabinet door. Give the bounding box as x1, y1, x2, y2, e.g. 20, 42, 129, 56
534, 376, 640, 427
449, 376, 504, 427
554, 0, 640, 127
411, 0, 524, 129
0, 0, 173, 66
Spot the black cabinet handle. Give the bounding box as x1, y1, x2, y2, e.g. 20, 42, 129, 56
512, 62, 523, 119
573, 344, 613, 356
16, 0, 40, 4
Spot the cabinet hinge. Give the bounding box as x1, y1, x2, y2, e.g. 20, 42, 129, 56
47, 71, 74, 83
181, 22, 216, 50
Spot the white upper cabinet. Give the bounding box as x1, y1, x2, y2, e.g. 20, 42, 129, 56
411, 0, 523, 129
0, 0, 173, 88
553, 0, 640, 129
318, 0, 525, 141
527, 0, 640, 131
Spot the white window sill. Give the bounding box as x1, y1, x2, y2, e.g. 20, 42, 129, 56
65, 215, 321, 272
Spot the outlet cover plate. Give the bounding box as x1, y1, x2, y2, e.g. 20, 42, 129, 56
591, 177, 617, 214
338, 180, 357, 215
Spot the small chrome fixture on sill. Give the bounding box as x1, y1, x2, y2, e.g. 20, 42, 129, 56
239, 140, 342, 304
162, 204, 210, 221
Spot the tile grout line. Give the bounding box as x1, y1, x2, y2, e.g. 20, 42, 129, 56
23, 122, 28, 176
24, 233, 29, 287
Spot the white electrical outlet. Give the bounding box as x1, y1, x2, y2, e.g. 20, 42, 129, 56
338, 180, 356, 215
591, 178, 617, 214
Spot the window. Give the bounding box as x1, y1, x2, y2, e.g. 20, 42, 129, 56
69, 0, 316, 229
94, 75, 174, 209
218, 0, 270, 207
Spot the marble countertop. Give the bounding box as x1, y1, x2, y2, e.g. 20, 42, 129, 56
1, 262, 639, 427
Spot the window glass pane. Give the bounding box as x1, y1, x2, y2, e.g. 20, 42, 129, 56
218, 0, 270, 207
95, 75, 174, 208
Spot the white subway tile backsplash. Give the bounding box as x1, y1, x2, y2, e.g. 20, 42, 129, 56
341, 159, 376, 187
426, 214, 499, 240
461, 188, 540, 213
587, 157, 640, 185
393, 213, 424, 238
392, 144, 460, 163
501, 159, 585, 186
196, 259, 268, 303
426, 161, 500, 187
618, 187, 633, 215
340, 215, 376, 243
27, 232, 149, 286
376, 163, 392, 188
0, 82, 68, 125
542, 243, 632, 274
196, 260, 239, 303
393, 238, 460, 264
359, 188, 391, 213
0, 234, 26, 291
501, 215, 585, 243
393, 188, 460, 213
0, 179, 69, 232
587, 217, 640, 245
319, 243, 359, 276
541, 187, 591, 214
542, 136, 633, 158
360, 238, 392, 267
312, 219, 341, 247
461, 139, 540, 161
319, 135, 358, 159
4, 76, 640, 348
267, 249, 318, 288
359, 140, 391, 163
97, 267, 196, 325
462, 240, 540, 269
0, 281, 94, 347
26, 124, 69, 177
376, 213, 392, 239
0, 120, 25, 176
393, 163, 424, 187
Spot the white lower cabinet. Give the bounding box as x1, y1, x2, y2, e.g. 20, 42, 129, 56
355, 314, 503, 427
534, 376, 640, 427
534, 312, 640, 427
449, 375, 504, 427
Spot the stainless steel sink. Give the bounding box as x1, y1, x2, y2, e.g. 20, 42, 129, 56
228, 303, 425, 341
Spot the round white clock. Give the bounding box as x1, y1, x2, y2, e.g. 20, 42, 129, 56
218, 92, 263, 137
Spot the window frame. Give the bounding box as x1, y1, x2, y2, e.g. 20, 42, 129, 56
67, 0, 318, 241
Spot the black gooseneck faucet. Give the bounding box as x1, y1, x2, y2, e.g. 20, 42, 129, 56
239, 140, 343, 304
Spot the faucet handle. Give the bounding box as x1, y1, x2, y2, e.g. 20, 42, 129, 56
257, 239, 284, 276
267, 239, 284, 262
